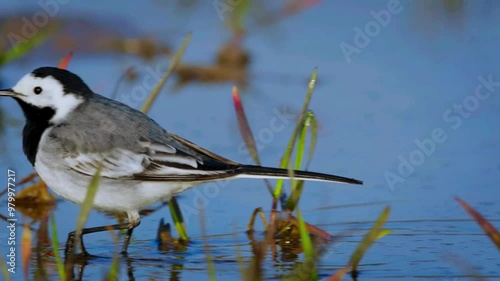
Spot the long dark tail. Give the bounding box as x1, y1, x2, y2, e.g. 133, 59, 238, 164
237, 165, 363, 185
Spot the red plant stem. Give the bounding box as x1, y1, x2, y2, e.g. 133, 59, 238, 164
58, 52, 73, 69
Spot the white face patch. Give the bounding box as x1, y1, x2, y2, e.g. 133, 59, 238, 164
12, 73, 84, 124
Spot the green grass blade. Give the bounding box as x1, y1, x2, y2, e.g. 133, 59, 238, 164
377, 229, 392, 239
74, 167, 102, 253
106, 237, 120, 281
229, 0, 251, 32
200, 208, 217, 281
0, 28, 53, 66
273, 69, 318, 199
140, 33, 192, 241
305, 112, 318, 170
284, 113, 307, 210
106, 257, 120, 281
296, 208, 317, 280
285, 180, 304, 212
0, 253, 11, 281
285, 111, 317, 211
348, 206, 391, 272
296, 209, 314, 258
293, 112, 308, 171
168, 198, 188, 241
141, 32, 191, 113
50, 215, 66, 280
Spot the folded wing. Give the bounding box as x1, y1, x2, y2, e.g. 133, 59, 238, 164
64, 137, 242, 182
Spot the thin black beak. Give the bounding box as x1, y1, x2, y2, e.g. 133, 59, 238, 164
0, 89, 18, 97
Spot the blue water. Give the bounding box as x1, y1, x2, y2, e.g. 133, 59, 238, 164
1, 1, 499, 280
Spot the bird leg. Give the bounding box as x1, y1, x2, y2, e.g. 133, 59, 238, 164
65, 223, 130, 258
121, 211, 141, 255
65, 211, 141, 258
122, 220, 141, 255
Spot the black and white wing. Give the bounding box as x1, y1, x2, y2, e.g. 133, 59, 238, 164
63, 133, 243, 182
63, 133, 363, 185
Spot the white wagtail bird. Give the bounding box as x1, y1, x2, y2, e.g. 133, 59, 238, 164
0, 67, 362, 255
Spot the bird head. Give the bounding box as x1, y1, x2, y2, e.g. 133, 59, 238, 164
0, 67, 92, 124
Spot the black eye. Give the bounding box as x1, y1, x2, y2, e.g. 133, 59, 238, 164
33, 87, 43, 95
